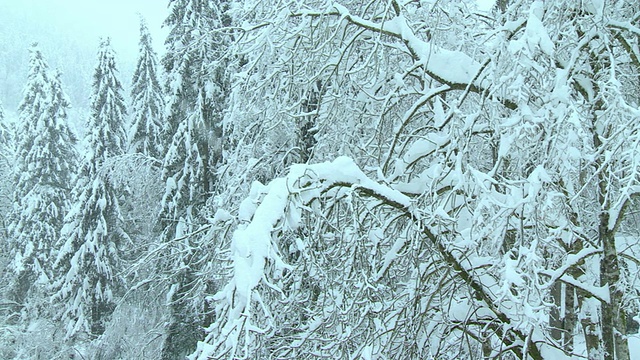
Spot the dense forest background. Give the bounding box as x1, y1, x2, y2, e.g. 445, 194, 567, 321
2, 0, 640, 359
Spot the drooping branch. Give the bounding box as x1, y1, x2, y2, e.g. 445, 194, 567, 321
329, 5, 521, 110
198, 156, 545, 360
287, 5, 521, 110
335, 183, 543, 360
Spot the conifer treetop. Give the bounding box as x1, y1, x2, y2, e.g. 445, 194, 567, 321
85, 37, 127, 175
129, 17, 164, 159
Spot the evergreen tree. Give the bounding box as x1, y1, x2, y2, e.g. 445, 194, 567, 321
158, 0, 231, 358
6, 45, 77, 309
0, 99, 6, 141
52, 38, 128, 340
161, 0, 229, 218
0, 99, 11, 240
129, 17, 164, 159
0, 98, 7, 166
12, 44, 50, 202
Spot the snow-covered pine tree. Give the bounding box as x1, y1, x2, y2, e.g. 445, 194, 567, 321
0, 99, 11, 242
161, 0, 230, 211
0, 98, 7, 163
0, 99, 6, 143
129, 17, 164, 159
5, 45, 77, 311
11, 44, 50, 204
158, 0, 231, 358
52, 38, 128, 340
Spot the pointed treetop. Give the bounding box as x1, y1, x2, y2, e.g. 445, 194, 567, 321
138, 15, 152, 47
94, 37, 119, 81
18, 43, 51, 130
25, 43, 48, 79
85, 37, 127, 174
129, 15, 165, 158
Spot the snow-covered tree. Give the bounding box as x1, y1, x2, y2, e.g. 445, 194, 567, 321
122, 17, 166, 252
129, 17, 164, 159
160, 0, 230, 224
0, 99, 7, 145
11, 44, 50, 202
0, 99, 11, 242
192, 1, 640, 359
52, 38, 128, 340
5, 45, 77, 310
156, 0, 232, 358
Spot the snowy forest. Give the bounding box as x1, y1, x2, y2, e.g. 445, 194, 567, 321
1, 0, 640, 359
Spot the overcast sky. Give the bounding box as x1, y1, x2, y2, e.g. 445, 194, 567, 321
0, 0, 170, 113
0, 0, 168, 60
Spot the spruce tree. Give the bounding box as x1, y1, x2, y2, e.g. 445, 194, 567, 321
0, 100, 6, 141
161, 0, 229, 215
0, 99, 12, 260
12, 44, 51, 202
0, 98, 7, 165
129, 17, 164, 159
6, 45, 77, 309
159, 0, 231, 358
52, 38, 128, 340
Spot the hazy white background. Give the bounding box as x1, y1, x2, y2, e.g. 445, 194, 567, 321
0, 0, 167, 56
0, 0, 169, 114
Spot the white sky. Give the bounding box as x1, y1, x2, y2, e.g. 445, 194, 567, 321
0, 0, 169, 112
0, 0, 168, 59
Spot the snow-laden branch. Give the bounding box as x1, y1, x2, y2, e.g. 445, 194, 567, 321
192, 156, 543, 360
327, 3, 522, 110
607, 20, 640, 37
286, 2, 522, 110
331, 6, 477, 84
539, 247, 608, 303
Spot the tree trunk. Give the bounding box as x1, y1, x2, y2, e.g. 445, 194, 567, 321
599, 209, 629, 360
592, 88, 629, 358
549, 277, 564, 344
581, 313, 603, 360
563, 283, 577, 352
